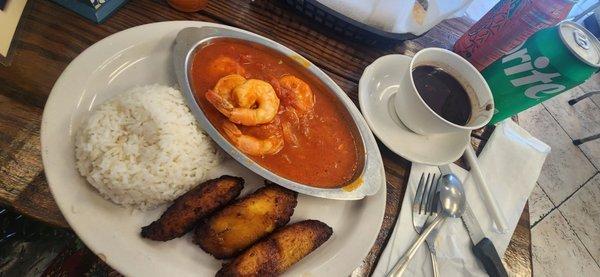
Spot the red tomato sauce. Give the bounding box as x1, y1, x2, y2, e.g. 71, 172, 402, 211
190, 39, 361, 188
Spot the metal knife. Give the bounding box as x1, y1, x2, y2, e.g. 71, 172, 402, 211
439, 165, 508, 277
462, 202, 508, 277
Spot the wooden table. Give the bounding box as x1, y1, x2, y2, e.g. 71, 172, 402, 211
0, 0, 532, 276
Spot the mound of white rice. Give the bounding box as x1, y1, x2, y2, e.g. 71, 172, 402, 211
75, 84, 222, 210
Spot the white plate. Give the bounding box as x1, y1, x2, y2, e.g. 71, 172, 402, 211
41, 21, 386, 277
358, 54, 470, 165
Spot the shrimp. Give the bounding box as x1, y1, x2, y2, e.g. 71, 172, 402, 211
213, 74, 247, 103
277, 75, 315, 114
206, 78, 280, 126
208, 56, 246, 80
231, 80, 280, 125
221, 121, 284, 156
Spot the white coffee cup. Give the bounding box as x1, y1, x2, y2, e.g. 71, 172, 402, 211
394, 48, 494, 135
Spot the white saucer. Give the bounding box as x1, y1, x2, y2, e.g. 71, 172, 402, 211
358, 54, 470, 165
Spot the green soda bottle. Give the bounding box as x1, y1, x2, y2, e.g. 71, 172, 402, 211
482, 21, 600, 125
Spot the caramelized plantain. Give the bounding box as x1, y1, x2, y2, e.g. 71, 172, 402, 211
194, 184, 297, 259
141, 175, 244, 241
217, 220, 333, 276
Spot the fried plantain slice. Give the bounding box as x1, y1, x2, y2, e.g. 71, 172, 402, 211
141, 175, 244, 241
217, 220, 333, 276
194, 184, 297, 259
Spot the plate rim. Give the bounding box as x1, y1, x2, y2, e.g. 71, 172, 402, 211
41, 21, 387, 276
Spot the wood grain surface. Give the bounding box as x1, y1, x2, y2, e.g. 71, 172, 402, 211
0, 0, 532, 276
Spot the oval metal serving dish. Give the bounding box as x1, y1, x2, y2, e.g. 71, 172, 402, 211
173, 26, 383, 200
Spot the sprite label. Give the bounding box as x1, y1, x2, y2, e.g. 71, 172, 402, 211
482, 22, 600, 124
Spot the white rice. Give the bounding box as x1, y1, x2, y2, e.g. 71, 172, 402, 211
75, 84, 222, 210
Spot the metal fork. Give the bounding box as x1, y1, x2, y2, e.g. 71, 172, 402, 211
389, 173, 440, 276
413, 173, 441, 277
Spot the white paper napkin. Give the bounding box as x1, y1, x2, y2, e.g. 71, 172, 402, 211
373, 120, 550, 276
315, 0, 474, 35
